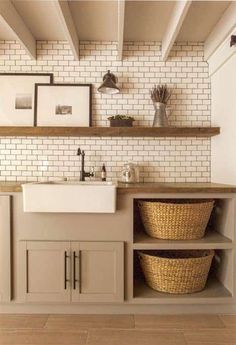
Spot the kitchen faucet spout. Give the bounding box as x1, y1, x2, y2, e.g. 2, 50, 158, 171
77, 148, 94, 181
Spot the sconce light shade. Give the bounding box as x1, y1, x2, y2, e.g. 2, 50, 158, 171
98, 70, 120, 95
230, 35, 236, 47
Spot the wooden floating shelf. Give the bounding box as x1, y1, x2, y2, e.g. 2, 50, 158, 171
0, 126, 220, 137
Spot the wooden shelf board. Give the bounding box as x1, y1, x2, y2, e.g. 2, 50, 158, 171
133, 230, 233, 250
132, 277, 232, 304
0, 126, 220, 137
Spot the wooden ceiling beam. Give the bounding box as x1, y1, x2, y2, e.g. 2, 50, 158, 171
0, 0, 36, 59
117, 0, 125, 60
204, 2, 236, 61
53, 0, 79, 60
161, 0, 191, 61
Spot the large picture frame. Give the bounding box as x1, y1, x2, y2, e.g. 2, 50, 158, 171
0, 73, 53, 126
35, 84, 92, 127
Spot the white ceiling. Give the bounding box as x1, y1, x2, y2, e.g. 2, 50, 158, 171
11, 1, 65, 40
178, 1, 230, 41
0, 0, 233, 62
0, 1, 231, 42
124, 1, 176, 41
69, 1, 118, 41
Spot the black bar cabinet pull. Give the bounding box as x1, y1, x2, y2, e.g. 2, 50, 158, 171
73, 251, 77, 289
64, 251, 69, 290
73, 251, 81, 291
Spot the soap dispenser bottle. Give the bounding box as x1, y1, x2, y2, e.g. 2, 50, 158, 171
101, 164, 106, 181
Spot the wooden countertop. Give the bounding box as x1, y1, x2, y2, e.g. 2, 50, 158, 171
117, 182, 236, 194
0, 181, 24, 192
0, 181, 236, 194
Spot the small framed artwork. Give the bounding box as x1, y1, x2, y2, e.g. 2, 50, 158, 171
0, 73, 53, 126
35, 84, 92, 127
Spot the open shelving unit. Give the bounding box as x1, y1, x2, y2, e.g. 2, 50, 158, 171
131, 197, 235, 304
0, 126, 220, 137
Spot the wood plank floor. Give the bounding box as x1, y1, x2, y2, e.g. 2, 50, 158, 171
0, 314, 235, 344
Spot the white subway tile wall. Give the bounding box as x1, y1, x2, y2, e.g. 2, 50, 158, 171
0, 41, 211, 182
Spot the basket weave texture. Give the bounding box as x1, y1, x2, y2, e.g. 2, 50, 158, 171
139, 200, 214, 240
139, 250, 214, 294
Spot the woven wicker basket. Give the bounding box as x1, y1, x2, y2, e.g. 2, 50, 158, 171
138, 250, 214, 294
139, 200, 214, 240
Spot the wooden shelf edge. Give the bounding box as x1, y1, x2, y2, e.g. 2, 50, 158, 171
0, 126, 220, 138
133, 231, 233, 250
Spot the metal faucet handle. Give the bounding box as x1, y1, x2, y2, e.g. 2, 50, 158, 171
77, 148, 85, 156
89, 167, 95, 178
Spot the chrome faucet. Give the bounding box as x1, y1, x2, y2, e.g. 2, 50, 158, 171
77, 148, 94, 181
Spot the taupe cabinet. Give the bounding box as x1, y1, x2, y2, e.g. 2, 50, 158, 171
0, 196, 11, 302
19, 241, 124, 303
8, 188, 236, 313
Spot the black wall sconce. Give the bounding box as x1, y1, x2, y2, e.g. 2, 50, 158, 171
98, 70, 120, 95
230, 35, 236, 47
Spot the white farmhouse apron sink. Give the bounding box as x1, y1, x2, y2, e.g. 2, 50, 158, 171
22, 181, 117, 213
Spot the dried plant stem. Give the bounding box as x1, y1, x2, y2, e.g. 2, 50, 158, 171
151, 84, 172, 104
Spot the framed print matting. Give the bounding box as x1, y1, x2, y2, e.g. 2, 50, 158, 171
0, 73, 53, 126
35, 84, 92, 127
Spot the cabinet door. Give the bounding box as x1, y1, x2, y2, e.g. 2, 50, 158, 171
19, 241, 71, 303
71, 242, 124, 303
0, 196, 11, 302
